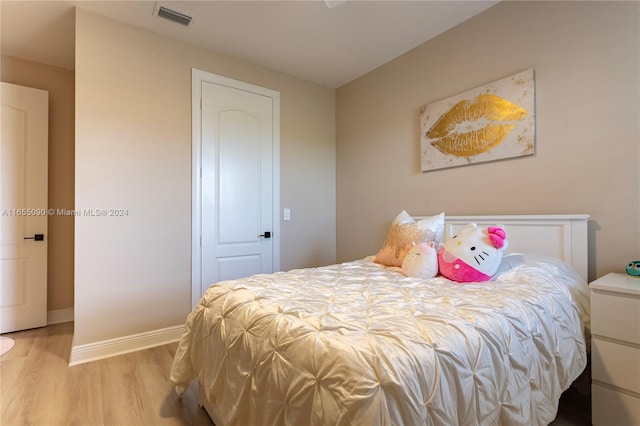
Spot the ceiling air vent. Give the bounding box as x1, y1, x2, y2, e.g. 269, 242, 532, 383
154, 3, 193, 26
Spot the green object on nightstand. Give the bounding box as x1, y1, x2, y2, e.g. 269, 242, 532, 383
626, 260, 640, 276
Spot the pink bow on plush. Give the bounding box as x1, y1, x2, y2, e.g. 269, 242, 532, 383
487, 226, 506, 249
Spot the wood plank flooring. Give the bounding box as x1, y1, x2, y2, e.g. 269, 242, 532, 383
1, 323, 212, 426
1, 322, 590, 426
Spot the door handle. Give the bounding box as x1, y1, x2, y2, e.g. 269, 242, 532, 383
24, 234, 45, 241
258, 231, 271, 239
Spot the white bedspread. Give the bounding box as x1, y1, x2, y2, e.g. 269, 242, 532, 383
170, 254, 590, 426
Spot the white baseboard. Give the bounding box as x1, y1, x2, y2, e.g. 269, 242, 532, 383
69, 324, 185, 366
47, 308, 74, 325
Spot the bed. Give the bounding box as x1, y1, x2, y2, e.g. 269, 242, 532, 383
170, 214, 591, 426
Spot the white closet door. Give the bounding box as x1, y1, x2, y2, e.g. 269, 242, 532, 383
193, 71, 280, 303
1, 82, 48, 333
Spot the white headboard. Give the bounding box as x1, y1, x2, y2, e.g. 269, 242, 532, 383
416, 214, 590, 281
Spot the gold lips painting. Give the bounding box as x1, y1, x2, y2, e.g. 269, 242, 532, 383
420, 69, 535, 172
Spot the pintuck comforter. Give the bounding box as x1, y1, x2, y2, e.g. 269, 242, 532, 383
170, 254, 590, 426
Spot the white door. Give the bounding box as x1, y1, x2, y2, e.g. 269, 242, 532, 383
192, 70, 280, 305
1, 82, 48, 333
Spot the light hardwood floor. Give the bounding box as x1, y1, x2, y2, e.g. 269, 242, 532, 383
1, 322, 590, 426
1, 322, 212, 426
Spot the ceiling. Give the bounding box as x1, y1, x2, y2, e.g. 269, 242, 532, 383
1, 0, 499, 88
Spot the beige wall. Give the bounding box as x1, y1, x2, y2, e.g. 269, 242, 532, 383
74, 9, 335, 345
336, 1, 639, 280
1, 55, 75, 311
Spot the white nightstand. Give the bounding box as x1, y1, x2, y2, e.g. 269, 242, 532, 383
590, 272, 640, 426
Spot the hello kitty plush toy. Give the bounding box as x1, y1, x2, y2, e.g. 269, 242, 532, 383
437, 224, 507, 283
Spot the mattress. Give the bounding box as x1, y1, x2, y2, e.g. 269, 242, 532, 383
170, 253, 590, 426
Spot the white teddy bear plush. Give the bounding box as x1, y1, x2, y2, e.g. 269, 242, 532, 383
401, 241, 438, 279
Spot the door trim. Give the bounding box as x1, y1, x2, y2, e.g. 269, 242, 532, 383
191, 68, 280, 307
